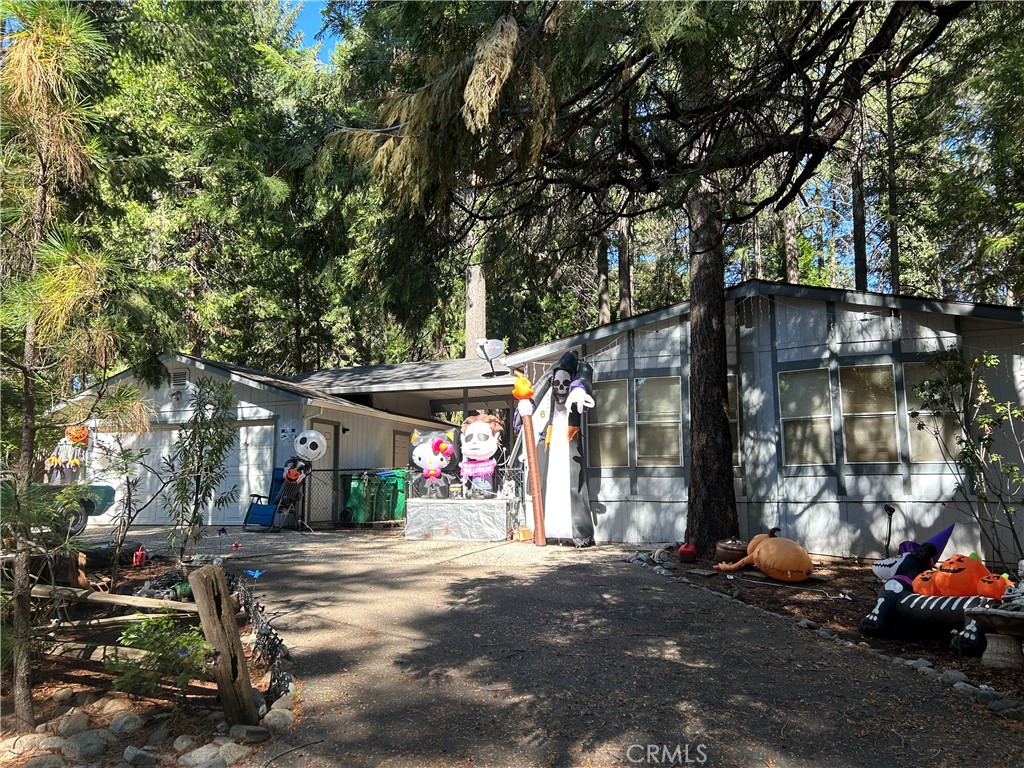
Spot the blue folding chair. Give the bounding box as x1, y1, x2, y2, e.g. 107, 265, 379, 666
243, 469, 290, 530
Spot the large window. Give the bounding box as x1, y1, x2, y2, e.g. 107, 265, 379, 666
904, 363, 958, 462
779, 369, 834, 465
840, 365, 898, 463
588, 380, 628, 467
635, 377, 681, 466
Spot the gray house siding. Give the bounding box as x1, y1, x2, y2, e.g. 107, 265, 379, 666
506, 283, 1024, 559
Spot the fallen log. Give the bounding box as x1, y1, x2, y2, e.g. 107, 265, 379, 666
30, 584, 199, 613
45, 640, 149, 663
51, 612, 201, 630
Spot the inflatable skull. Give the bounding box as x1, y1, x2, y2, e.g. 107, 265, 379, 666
294, 430, 327, 462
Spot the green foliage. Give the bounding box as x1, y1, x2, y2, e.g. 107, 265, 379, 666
165, 378, 239, 563
105, 613, 211, 697
911, 348, 1024, 566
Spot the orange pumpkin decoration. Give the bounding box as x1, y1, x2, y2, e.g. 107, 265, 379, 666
912, 569, 938, 596
284, 467, 303, 484
754, 531, 814, 582
931, 553, 990, 597
65, 425, 89, 445
977, 573, 1013, 599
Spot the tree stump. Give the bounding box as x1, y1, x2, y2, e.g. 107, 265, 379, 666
188, 565, 259, 725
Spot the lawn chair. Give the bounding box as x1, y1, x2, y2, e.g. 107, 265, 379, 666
242, 469, 302, 531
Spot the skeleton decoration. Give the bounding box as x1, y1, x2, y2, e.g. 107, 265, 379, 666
525, 350, 596, 547
269, 429, 327, 530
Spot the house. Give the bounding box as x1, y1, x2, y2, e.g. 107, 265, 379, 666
85, 353, 452, 528
503, 280, 1024, 559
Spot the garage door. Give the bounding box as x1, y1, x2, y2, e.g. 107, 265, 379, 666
118, 421, 275, 526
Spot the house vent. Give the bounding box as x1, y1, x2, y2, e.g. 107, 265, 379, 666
171, 369, 188, 388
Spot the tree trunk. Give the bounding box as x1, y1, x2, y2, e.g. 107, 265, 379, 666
852, 101, 868, 292
11, 545, 36, 731
885, 75, 901, 295
783, 205, 799, 284
685, 176, 739, 557
464, 257, 487, 358
617, 216, 633, 319
596, 234, 611, 325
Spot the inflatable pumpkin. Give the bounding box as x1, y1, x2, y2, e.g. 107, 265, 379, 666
754, 530, 814, 582
912, 568, 938, 596
284, 467, 303, 484
932, 553, 990, 597
65, 425, 89, 445
714, 528, 813, 582
977, 573, 1013, 599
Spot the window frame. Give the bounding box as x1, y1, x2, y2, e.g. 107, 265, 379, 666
588, 378, 630, 468
903, 362, 959, 464
778, 368, 835, 467
634, 375, 682, 467
839, 363, 899, 464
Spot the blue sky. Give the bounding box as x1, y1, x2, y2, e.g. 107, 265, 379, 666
293, 1, 342, 64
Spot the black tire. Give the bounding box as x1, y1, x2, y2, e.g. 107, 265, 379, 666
59, 498, 94, 536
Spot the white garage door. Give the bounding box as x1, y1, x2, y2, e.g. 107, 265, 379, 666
118, 421, 275, 526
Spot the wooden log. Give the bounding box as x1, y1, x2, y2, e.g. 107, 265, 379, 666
46, 641, 149, 663
51, 613, 200, 630
31, 584, 199, 613
188, 565, 259, 726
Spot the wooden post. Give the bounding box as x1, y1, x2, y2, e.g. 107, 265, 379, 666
188, 565, 259, 726
521, 412, 546, 546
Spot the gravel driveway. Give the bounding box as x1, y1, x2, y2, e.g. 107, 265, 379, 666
108, 526, 1024, 768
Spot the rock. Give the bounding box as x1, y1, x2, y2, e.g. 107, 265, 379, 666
974, 689, 1004, 705
953, 681, 979, 696
227, 725, 271, 744
797, 619, 818, 630
1, 733, 50, 755
123, 745, 158, 766
815, 628, 834, 639
146, 728, 170, 748
271, 695, 294, 711
916, 666, 941, 679
76, 692, 99, 707
908, 657, 933, 669
100, 698, 132, 714
55, 712, 92, 738
61, 729, 117, 761
178, 743, 221, 766
214, 722, 229, 736
660, 561, 678, 571
195, 758, 227, 768
39, 736, 68, 751
52, 687, 75, 704
218, 742, 253, 765
989, 698, 1022, 713
21, 755, 67, 768
172, 736, 197, 753
206, 710, 227, 722
940, 669, 970, 685
1004, 707, 1024, 722
108, 712, 144, 734
262, 708, 294, 731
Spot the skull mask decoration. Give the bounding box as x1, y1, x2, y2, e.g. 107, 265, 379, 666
552, 369, 572, 405
294, 429, 327, 462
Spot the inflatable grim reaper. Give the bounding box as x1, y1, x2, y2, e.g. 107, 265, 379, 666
522, 350, 596, 547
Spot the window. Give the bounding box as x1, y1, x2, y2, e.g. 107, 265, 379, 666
840, 365, 898, 463
588, 380, 628, 467
728, 375, 740, 467
779, 369, 834, 465
635, 377, 681, 466
904, 363, 958, 462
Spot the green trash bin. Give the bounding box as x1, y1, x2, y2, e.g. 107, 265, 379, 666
390, 469, 408, 521
345, 475, 369, 523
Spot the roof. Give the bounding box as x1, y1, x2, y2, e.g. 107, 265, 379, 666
168, 353, 387, 416
505, 279, 1024, 366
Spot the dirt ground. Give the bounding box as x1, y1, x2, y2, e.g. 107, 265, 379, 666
673, 553, 1024, 703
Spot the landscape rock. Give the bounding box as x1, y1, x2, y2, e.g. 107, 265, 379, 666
974, 688, 1004, 705
146, 728, 170, 747
76, 692, 100, 707
123, 745, 159, 766
61, 729, 117, 761
51, 687, 75, 704
262, 708, 294, 731
1, 733, 50, 754
1004, 708, 1024, 722
21, 755, 67, 768
178, 743, 221, 766
271, 695, 294, 711
989, 698, 1022, 713
172, 735, 197, 753
100, 699, 132, 714
108, 712, 144, 734
55, 712, 91, 738
218, 743, 253, 765
940, 669, 969, 685
39, 735, 68, 751
194, 758, 227, 768
227, 725, 270, 744
907, 658, 933, 669
796, 619, 818, 630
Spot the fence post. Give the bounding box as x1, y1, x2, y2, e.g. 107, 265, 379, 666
188, 565, 259, 725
